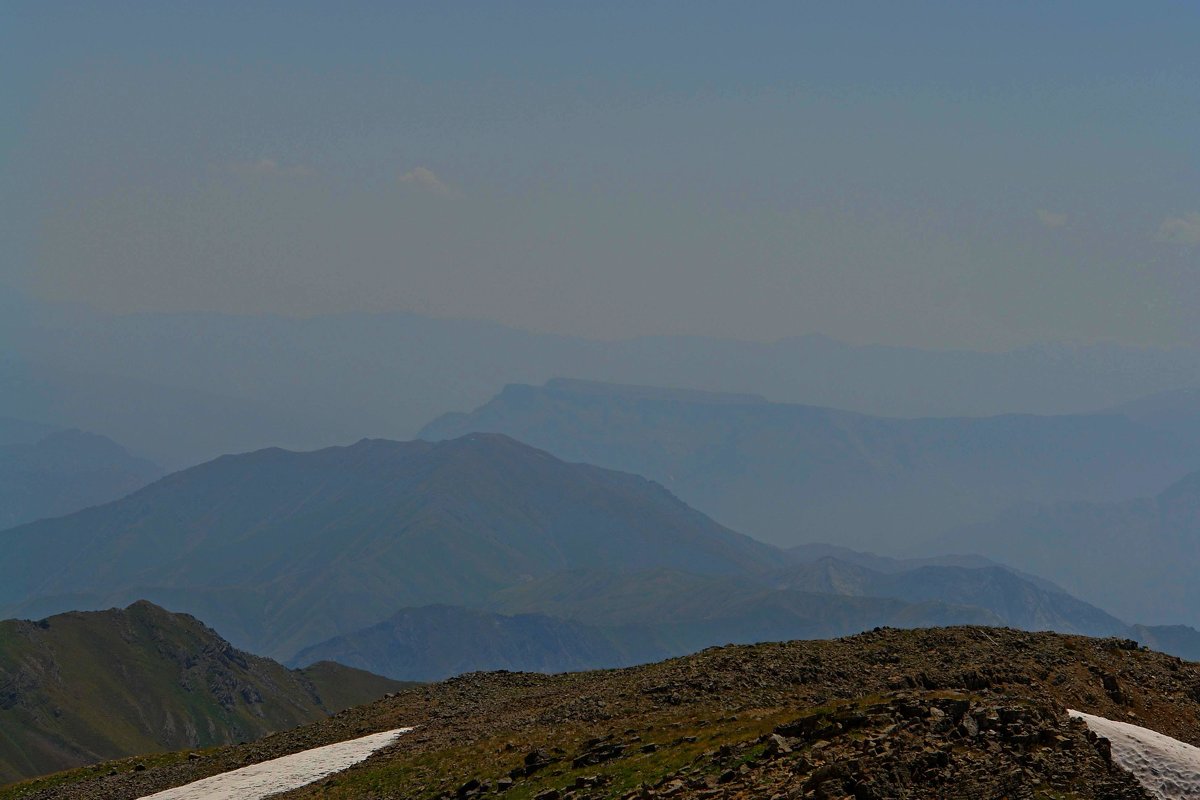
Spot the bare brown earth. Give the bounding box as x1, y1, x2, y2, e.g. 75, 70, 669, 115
8, 626, 1200, 800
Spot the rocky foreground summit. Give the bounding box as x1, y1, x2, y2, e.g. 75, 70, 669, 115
9, 626, 1200, 799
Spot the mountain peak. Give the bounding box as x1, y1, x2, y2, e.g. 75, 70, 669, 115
0, 434, 779, 660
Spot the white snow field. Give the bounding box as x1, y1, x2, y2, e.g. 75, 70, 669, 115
136, 728, 412, 800
1070, 710, 1200, 800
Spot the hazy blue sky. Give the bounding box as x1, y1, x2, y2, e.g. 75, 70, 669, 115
3, 2, 1198, 349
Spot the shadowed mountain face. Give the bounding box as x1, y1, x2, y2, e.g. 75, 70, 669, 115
0, 434, 778, 660
0, 601, 406, 784
291, 556, 1140, 681
419, 379, 1200, 550
0, 427, 162, 529
941, 469, 1200, 630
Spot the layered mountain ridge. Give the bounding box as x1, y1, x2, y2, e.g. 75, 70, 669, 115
942, 467, 1200, 630
4, 428, 1195, 679
419, 378, 1200, 550
292, 555, 1192, 681
13, 308, 1200, 467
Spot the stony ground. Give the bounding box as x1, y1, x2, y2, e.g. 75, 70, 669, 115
6, 626, 1200, 800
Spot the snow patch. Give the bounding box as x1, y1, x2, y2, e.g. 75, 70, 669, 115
1070, 710, 1200, 800
136, 728, 411, 800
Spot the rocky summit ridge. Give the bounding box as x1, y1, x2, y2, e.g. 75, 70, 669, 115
9, 626, 1200, 799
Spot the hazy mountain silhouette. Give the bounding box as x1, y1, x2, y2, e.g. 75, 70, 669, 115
769, 560, 1126, 636
419, 379, 1200, 550
0, 434, 778, 660
0, 601, 406, 784
939, 469, 1200, 630
292, 593, 1004, 682
13, 309, 1200, 467
0, 426, 162, 529
489, 560, 1127, 638
290, 605, 630, 682
0, 416, 59, 446
785, 543, 997, 571
1110, 386, 1200, 447
1126, 624, 1200, 662
0, 360, 348, 470
291, 556, 1145, 681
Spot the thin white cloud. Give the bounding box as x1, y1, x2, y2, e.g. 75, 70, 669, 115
1036, 209, 1068, 229
228, 159, 314, 177
1156, 212, 1200, 246
398, 166, 451, 196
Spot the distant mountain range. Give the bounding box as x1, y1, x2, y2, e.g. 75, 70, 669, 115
0, 360, 340, 471
291, 605, 630, 682
5, 425, 1196, 690
0, 417, 58, 446
11, 307, 1200, 467
941, 468, 1200, 631
419, 379, 1200, 550
0, 601, 405, 784
0, 422, 162, 529
1110, 387, 1200, 447
292, 554, 1192, 682
291, 594, 1003, 683
0, 434, 777, 660
770, 560, 1124, 635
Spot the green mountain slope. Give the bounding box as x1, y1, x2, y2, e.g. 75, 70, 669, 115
419, 378, 1200, 550
0, 601, 406, 784
0, 434, 778, 659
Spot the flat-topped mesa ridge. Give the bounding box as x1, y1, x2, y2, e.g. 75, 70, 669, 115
418, 377, 1200, 553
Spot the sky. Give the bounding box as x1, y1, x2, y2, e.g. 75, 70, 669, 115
3, 1, 1199, 350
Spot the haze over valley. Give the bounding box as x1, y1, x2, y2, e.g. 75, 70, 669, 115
5, 3, 1200, 798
